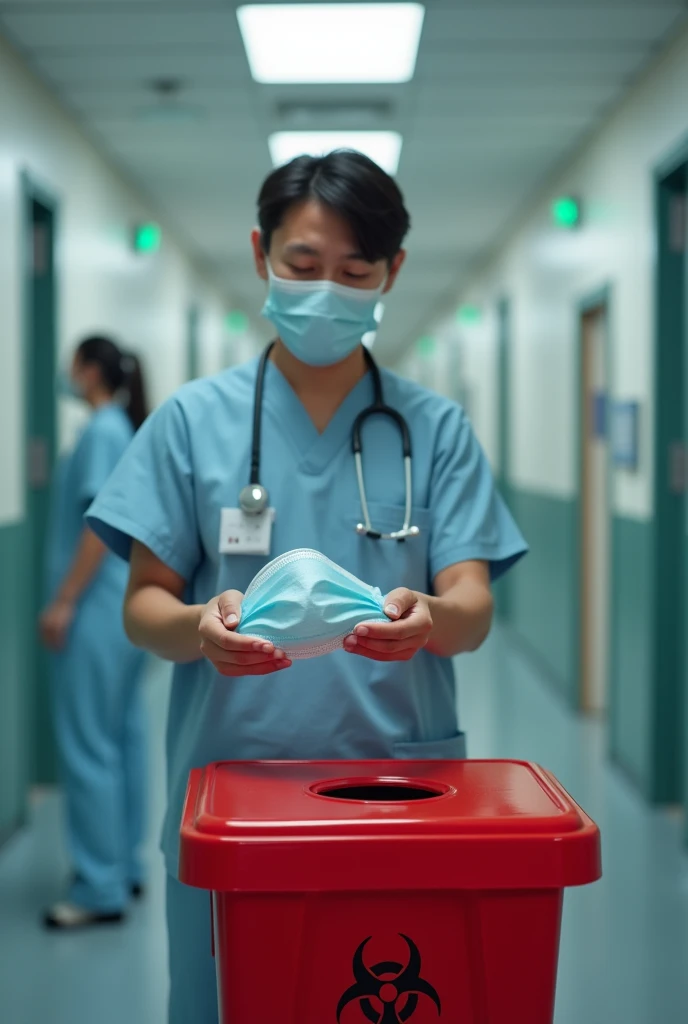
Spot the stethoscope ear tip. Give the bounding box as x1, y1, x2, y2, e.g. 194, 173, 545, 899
356, 522, 419, 541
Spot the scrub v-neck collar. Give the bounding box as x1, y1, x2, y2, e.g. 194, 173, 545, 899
263, 358, 375, 475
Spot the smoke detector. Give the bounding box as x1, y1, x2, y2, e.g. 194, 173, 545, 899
136, 78, 202, 123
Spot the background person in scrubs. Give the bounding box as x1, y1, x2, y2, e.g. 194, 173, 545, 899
86, 151, 527, 1023
41, 335, 149, 929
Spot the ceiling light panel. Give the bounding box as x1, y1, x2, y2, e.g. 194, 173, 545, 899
268, 131, 403, 174
238, 3, 425, 84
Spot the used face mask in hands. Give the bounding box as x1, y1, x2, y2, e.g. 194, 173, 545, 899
237, 549, 388, 659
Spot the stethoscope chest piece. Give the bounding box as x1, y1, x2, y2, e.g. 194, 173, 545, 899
239, 483, 270, 516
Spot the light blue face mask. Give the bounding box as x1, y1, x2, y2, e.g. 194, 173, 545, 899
237, 549, 388, 659
261, 263, 384, 367
57, 368, 84, 400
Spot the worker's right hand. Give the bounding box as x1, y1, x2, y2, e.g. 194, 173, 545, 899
198, 590, 292, 676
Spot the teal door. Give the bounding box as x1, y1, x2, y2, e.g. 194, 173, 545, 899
653, 163, 686, 805
0, 178, 57, 840
24, 181, 59, 785
0, 523, 29, 844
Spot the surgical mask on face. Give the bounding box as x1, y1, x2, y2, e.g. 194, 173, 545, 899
261, 262, 385, 367
237, 548, 388, 659
57, 368, 84, 400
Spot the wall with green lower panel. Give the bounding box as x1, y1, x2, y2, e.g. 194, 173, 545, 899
501, 489, 658, 799
609, 516, 653, 796
0, 520, 28, 844
503, 488, 580, 706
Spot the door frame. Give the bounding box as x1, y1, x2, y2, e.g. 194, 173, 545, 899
20, 169, 60, 785
652, 140, 688, 805
575, 284, 613, 714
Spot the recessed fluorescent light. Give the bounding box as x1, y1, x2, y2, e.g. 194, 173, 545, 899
362, 331, 377, 349
268, 131, 403, 174
237, 3, 425, 84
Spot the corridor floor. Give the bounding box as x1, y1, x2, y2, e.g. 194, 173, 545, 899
1, 628, 687, 1023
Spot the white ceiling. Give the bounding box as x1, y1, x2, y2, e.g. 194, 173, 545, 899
1, 0, 687, 360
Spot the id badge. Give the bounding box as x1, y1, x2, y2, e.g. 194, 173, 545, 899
219, 508, 275, 556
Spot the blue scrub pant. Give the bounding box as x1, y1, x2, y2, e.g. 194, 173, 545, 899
51, 585, 147, 912
167, 874, 218, 1024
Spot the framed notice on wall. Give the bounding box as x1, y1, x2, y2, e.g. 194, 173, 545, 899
611, 400, 640, 470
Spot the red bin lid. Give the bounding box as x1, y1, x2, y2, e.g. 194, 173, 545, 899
179, 760, 601, 893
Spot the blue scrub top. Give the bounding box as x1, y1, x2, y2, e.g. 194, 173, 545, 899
47, 403, 133, 600
86, 358, 527, 875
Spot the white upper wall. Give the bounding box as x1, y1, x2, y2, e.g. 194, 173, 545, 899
400, 22, 688, 520
0, 34, 261, 526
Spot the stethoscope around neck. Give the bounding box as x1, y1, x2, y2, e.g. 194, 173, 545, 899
238, 341, 420, 541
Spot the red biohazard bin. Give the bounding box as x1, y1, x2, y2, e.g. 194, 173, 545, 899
180, 760, 601, 1024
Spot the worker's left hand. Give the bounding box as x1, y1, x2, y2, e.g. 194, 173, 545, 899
344, 588, 433, 662
39, 597, 76, 651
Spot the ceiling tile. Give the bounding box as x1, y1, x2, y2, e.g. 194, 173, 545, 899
413, 46, 654, 83
21, 48, 252, 86
0, 10, 244, 49
421, 6, 684, 44
412, 81, 621, 116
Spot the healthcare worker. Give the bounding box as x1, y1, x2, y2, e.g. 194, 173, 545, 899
86, 151, 527, 1022
41, 335, 149, 929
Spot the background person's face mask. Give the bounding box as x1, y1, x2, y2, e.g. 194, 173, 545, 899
57, 367, 84, 400
261, 262, 385, 367
236, 548, 388, 659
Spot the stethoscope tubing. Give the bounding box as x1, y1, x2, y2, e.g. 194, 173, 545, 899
244, 342, 418, 540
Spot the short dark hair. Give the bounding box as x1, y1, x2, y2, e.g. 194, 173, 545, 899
257, 150, 410, 264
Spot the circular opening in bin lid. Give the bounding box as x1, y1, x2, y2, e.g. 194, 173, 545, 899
311, 777, 452, 803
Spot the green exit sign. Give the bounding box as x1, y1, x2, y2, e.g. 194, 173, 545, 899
457, 304, 481, 325
133, 222, 162, 253
226, 310, 249, 333
551, 196, 581, 229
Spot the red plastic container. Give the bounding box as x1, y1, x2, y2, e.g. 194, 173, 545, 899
180, 759, 601, 1024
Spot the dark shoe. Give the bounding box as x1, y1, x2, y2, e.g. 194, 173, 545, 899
43, 902, 125, 930
130, 882, 145, 900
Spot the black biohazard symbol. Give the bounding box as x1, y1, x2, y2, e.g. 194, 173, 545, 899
336, 934, 441, 1023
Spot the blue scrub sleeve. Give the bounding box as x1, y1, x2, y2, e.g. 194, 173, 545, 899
85, 397, 201, 581
429, 406, 527, 582
75, 420, 129, 509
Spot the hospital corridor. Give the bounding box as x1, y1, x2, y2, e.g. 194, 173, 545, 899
2, 2, 688, 1023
